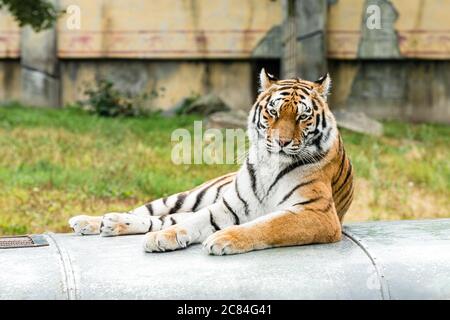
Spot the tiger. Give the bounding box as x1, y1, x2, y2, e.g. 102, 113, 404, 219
69, 68, 354, 255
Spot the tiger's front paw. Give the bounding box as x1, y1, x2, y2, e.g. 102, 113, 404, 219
202, 227, 253, 255
100, 213, 149, 237
143, 226, 191, 252
69, 215, 102, 235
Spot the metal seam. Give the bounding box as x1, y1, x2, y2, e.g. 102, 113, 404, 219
342, 228, 391, 300
46, 233, 79, 300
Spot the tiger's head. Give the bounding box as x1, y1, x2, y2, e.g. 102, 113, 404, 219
248, 68, 337, 161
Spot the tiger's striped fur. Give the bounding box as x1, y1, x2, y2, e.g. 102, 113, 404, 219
69, 69, 353, 255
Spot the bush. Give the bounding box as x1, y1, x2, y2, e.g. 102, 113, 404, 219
79, 80, 159, 117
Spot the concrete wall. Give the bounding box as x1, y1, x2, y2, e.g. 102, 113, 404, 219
327, 0, 450, 59
329, 60, 450, 123
0, 60, 21, 102
325, 0, 450, 124
0, 9, 20, 58
57, 0, 283, 59
0, 9, 21, 102
61, 60, 254, 111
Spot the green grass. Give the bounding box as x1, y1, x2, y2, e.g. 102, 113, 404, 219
0, 104, 449, 235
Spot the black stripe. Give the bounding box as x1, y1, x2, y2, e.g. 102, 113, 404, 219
223, 198, 240, 225
168, 193, 187, 215
170, 217, 176, 225
246, 158, 262, 202
337, 135, 342, 152
308, 114, 323, 151
277, 80, 297, 85
333, 148, 347, 184
145, 203, 154, 215
192, 176, 230, 211
277, 86, 295, 91
252, 105, 260, 124
159, 215, 167, 228
162, 197, 168, 206
209, 210, 221, 231
277, 179, 316, 206
256, 105, 263, 129
322, 110, 327, 129
235, 179, 249, 216
316, 114, 321, 130
336, 180, 354, 207
299, 87, 310, 96
266, 150, 328, 196
292, 197, 322, 207
310, 131, 323, 152
312, 100, 319, 111
297, 85, 313, 92
337, 184, 354, 209
334, 163, 353, 197
338, 188, 354, 213
192, 187, 210, 211
148, 218, 153, 232
214, 181, 232, 202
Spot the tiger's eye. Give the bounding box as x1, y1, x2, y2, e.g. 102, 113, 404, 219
299, 114, 308, 120
269, 109, 277, 117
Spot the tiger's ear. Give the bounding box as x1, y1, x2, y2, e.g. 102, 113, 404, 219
314, 73, 332, 100
259, 68, 277, 92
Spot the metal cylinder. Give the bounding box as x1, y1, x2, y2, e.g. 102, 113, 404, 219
1, 219, 449, 299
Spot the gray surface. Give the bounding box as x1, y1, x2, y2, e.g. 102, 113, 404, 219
0, 219, 449, 300
344, 219, 450, 299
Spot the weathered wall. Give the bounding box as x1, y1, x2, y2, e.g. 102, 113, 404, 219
328, 0, 450, 59
329, 60, 450, 123
61, 60, 254, 111
57, 0, 283, 59
325, 0, 450, 124
0, 60, 21, 102
0, 9, 21, 102
0, 9, 20, 58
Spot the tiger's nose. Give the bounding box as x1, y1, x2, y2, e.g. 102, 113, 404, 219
277, 138, 292, 147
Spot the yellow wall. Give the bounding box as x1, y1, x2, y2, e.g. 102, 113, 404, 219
393, 0, 450, 58
61, 61, 254, 111
57, 0, 283, 58
327, 0, 450, 59
0, 9, 20, 58
2, 0, 449, 59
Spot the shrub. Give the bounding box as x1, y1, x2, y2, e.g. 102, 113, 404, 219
79, 80, 160, 117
